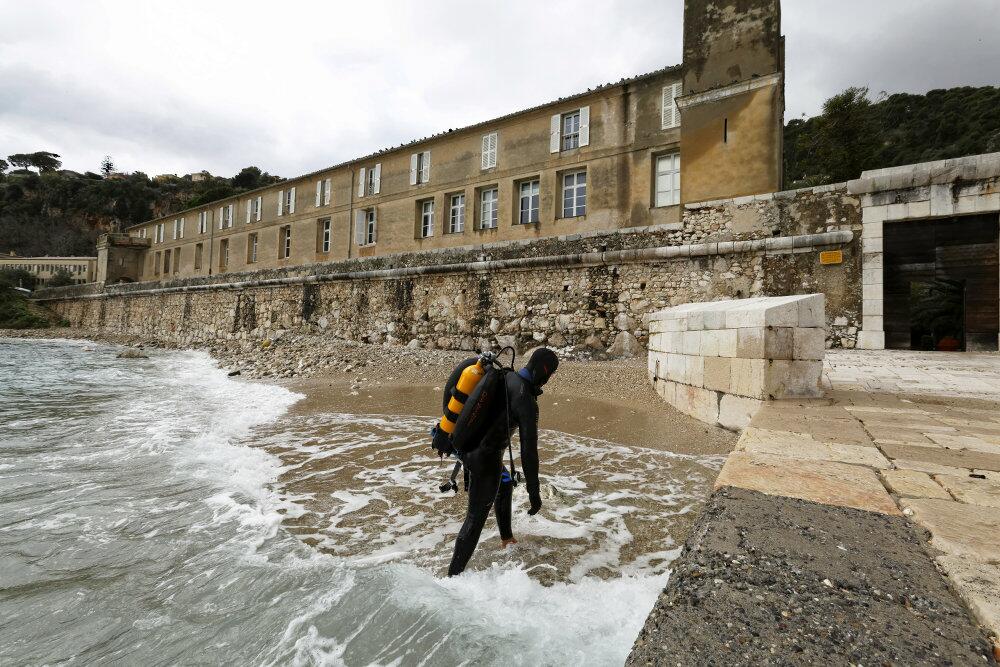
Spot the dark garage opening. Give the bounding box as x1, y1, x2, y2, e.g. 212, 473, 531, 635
883, 214, 999, 352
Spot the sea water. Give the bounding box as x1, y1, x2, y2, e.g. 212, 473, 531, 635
0, 338, 722, 666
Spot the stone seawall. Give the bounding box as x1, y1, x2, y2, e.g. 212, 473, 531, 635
36, 185, 861, 352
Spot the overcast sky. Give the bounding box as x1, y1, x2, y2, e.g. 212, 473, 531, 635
1, 0, 997, 179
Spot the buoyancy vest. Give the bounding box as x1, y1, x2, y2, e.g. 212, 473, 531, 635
432, 352, 507, 456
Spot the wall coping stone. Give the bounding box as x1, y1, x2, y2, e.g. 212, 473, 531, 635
848, 152, 1000, 195
685, 182, 851, 210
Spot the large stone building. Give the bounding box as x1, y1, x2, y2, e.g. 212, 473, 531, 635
113, 0, 784, 283
40, 0, 1000, 355
0, 254, 97, 286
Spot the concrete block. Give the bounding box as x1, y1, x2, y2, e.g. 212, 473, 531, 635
863, 315, 884, 332
718, 394, 763, 431
655, 377, 677, 405
862, 220, 883, 240
664, 317, 687, 332
796, 294, 825, 328
717, 329, 738, 358
730, 358, 767, 399
929, 183, 955, 217
736, 327, 765, 357
862, 283, 883, 302
765, 360, 823, 399
702, 309, 727, 330
975, 192, 1000, 212
862, 237, 883, 254
700, 328, 721, 357
862, 268, 883, 285
862, 299, 883, 316
686, 310, 705, 330
862, 206, 887, 224
684, 355, 705, 387
857, 330, 885, 350
648, 332, 664, 352
886, 203, 907, 221
793, 327, 826, 361
666, 353, 685, 383
674, 383, 720, 425
682, 330, 702, 355
907, 200, 930, 219
955, 196, 977, 215
863, 252, 884, 268
703, 356, 732, 393
881, 469, 951, 499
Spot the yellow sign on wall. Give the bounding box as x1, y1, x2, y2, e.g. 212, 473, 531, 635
819, 250, 843, 265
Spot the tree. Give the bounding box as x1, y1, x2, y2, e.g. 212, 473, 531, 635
232, 166, 263, 189
0, 158, 8, 174
6, 151, 62, 173
0, 267, 37, 290
793, 87, 879, 186
30, 151, 62, 172
101, 155, 116, 177
46, 267, 75, 288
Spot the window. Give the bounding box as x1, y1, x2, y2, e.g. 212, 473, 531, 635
318, 218, 331, 253
198, 211, 210, 234
655, 153, 681, 207
194, 243, 203, 270
410, 151, 430, 185
162, 249, 171, 274
280, 225, 292, 259
518, 179, 540, 224
562, 110, 580, 151
219, 239, 229, 269
154, 252, 161, 275
278, 187, 296, 216
218, 204, 233, 229
661, 82, 682, 129
448, 193, 465, 234
550, 107, 590, 153
173, 218, 184, 240
172, 247, 180, 274
419, 199, 435, 238
357, 164, 381, 197
479, 188, 498, 229
247, 233, 258, 264
355, 208, 377, 246
561, 170, 587, 217
154, 223, 165, 243
315, 178, 332, 207
246, 196, 262, 223
481, 132, 498, 170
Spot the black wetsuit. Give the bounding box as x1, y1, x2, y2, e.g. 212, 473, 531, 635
447, 370, 541, 576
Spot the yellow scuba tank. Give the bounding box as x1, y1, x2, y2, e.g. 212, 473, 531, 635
439, 351, 495, 435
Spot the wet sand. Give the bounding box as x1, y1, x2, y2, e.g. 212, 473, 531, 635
278, 357, 736, 457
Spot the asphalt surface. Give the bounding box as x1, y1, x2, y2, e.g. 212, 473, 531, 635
628, 486, 995, 666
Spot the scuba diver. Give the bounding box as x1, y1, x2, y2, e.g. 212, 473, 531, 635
431, 347, 559, 577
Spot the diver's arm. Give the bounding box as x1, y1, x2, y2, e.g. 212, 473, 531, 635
515, 388, 542, 513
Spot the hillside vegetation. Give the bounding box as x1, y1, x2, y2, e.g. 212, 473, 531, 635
784, 85, 1000, 188
0, 158, 281, 257
2, 86, 998, 257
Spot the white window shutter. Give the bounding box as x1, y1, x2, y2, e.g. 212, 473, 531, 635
355, 210, 365, 245
246, 200, 252, 224
218, 207, 224, 229
371, 210, 377, 243
179, 218, 184, 238
278, 190, 284, 216
372, 164, 381, 194
228, 204, 234, 226
481, 135, 490, 170
490, 132, 498, 167
288, 187, 295, 213
421, 151, 430, 183
315, 180, 322, 207
663, 83, 681, 129
579, 106, 590, 147
324, 178, 332, 205
409, 154, 418, 185
358, 168, 366, 197
549, 114, 561, 153
256, 196, 262, 221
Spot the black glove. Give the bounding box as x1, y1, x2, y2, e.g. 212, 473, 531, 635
528, 493, 542, 516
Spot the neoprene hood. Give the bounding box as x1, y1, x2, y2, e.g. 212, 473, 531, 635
524, 348, 559, 387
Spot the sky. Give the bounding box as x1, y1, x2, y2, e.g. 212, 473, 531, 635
1, 0, 998, 179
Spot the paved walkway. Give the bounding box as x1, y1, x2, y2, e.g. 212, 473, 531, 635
716, 350, 1000, 654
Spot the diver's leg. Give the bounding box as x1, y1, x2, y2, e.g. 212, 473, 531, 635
495, 467, 515, 546
447, 448, 502, 576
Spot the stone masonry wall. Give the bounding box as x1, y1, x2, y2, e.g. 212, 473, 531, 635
38, 184, 860, 354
